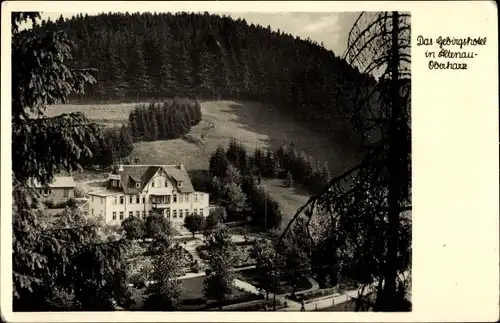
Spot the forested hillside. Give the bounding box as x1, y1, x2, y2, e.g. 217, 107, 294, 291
28, 12, 378, 150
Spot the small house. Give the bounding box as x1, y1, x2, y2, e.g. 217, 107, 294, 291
34, 176, 76, 204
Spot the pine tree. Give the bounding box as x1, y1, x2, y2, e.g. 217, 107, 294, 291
285, 170, 293, 188
126, 39, 151, 101
209, 146, 229, 178
226, 138, 239, 165
12, 13, 130, 311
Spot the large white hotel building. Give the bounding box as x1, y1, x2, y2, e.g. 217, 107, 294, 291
88, 163, 210, 229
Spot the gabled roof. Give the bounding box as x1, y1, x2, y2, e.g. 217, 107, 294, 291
111, 164, 194, 194
33, 176, 76, 188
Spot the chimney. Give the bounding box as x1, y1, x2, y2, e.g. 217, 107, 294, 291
119, 164, 124, 172
178, 161, 185, 171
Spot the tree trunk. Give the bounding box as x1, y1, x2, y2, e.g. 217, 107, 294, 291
382, 11, 402, 311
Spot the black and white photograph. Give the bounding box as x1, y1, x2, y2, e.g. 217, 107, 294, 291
8, 7, 413, 313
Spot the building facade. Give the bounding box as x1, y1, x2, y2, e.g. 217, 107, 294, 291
34, 176, 76, 204
88, 163, 210, 228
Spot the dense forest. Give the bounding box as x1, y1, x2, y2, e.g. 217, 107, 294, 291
27, 12, 378, 151
129, 99, 202, 141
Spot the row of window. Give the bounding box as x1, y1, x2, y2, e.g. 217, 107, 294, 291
110, 208, 204, 221
110, 193, 200, 205
150, 178, 183, 188
39, 188, 70, 197
167, 208, 203, 218
110, 177, 184, 190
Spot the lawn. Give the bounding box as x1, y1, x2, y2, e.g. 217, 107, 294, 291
47, 100, 354, 175
258, 178, 310, 229
235, 267, 313, 295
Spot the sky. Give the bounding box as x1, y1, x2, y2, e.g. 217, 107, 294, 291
25, 11, 361, 57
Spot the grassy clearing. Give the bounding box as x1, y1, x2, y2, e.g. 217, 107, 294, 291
49, 100, 356, 227
258, 178, 310, 228
46, 103, 135, 123
48, 100, 353, 174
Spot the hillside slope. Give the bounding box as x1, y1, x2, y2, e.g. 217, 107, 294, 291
30, 12, 377, 153
46, 100, 357, 175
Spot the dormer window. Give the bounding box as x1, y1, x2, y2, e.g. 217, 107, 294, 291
178, 181, 183, 188
136, 182, 141, 188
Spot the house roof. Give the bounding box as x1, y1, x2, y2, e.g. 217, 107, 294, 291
33, 176, 76, 188
89, 189, 123, 197
112, 164, 195, 194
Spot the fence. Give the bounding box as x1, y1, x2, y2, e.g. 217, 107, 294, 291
289, 286, 339, 303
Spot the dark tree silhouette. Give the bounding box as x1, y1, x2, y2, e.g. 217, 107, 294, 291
273, 11, 412, 312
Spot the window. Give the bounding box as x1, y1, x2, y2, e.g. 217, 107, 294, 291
151, 180, 155, 188
142, 196, 146, 203
149, 210, 153, 216
129, 211, 133, 218
193, 209, 197, 215
194, 194, 198, 202
200, 209, 204, 216
185, 195, 189, 202
100, 197, 103, 204
119, 196, 124, 204
178, 194, 183, 203
91, 209, 94, 216
166, 208, 170, 218
42, 188, 50, 196
173, 210, 177, 218
119, 212, 124, 220
136, 211, 140, 217
185, 209, 189, 216
164, 180, 168, 187
142, 211, 146, 219
136, 182, 140, 188
112, 212, 117, 220
173, 194, 177, 203
136, 195, 140, 203
91, 196, 94, 202
166, 195, 171, 204
178, 181, 183, 188
113, 196, 117, 205
129, 195, 133, 204
179, 210, 183, 218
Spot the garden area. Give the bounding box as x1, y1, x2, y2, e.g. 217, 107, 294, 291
178, 276, 262, 311
125, 240, 203, 289
196, 240, 256, 269
235, 267, 313, 295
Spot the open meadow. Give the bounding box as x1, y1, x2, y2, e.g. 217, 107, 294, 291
47, 100, 356, 227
